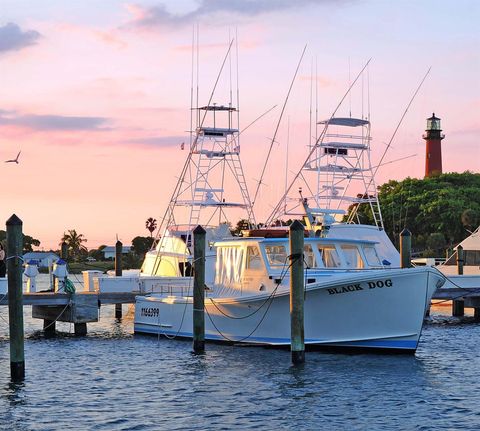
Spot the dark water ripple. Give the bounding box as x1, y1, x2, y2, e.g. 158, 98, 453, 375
1, 289, 480, 430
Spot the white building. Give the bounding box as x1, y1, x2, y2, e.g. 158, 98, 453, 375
23, 251, 60, 268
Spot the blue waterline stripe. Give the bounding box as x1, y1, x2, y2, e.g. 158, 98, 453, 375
134, 324, 417, 349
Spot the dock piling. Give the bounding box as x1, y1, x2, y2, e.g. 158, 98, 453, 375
43, 319, 56, 338
452, 245, 465, 316
7, 214, 25, 382
289, 220, 305, 365
400, 228, 412, 269
61, 241, 68, 261
456, 245, 464, 275
115, 240, 123, 319
192, 225, 206, 354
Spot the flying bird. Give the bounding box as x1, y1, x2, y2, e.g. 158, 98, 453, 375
5, 151, 21, 164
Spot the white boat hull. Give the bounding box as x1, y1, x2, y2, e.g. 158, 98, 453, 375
134, 267, 444, 352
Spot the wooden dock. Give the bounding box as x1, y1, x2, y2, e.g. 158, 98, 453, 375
0, 291, 144, 336
0, 291, 140, 307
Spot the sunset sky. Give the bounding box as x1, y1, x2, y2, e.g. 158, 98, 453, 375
0, 0, 478, 250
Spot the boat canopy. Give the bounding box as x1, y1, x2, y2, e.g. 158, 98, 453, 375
319, 117, 370, 127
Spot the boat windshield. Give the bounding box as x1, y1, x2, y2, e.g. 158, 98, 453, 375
246, 245, 264, 270
318, 245, 341, 268
264, 245, 288, 267
341, 245, 364, 268
363, 245, 382, 266
304, 244, 316, 268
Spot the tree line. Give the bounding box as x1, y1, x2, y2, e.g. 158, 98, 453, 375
1, 172, 478, 264
352, 171, 480, 256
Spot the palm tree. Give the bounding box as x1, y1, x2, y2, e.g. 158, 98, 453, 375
60, 229, 88, 261
145, 217, 157, 237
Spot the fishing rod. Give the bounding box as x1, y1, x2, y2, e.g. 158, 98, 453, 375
373, 67, 431, 180
252, 44, 307, 207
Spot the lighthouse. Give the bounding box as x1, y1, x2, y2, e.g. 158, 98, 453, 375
423, 113, 445, 177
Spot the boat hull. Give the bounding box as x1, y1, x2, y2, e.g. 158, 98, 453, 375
134, 267, 443, 352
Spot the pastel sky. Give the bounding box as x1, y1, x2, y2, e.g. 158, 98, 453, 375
0, 0, 478, 250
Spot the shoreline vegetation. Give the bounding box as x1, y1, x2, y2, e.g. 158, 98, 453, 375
2, 172, 479, 265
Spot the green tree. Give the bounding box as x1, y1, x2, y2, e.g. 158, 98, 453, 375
89, 245, 107, 261
461, 209, 479, 233
0, 230, 41, 253
352, 172, 480, 253
145, 217, 157, 237
60, 229, 88, 261
131, 236, 154, 257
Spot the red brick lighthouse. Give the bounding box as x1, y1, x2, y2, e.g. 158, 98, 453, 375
423, 113, 445, 177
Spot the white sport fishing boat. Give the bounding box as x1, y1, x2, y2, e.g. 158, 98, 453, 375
133, 62, 445, 352
136, 234, 444, 351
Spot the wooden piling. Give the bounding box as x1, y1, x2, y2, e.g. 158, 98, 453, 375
61, 241, 68, 261
400, 228, 412, 269
474, 308, 480, 321
451, 245, 465, 316
456, 245, 464, 275
74, 323, 87, 336
115, 240, 123, 319
192, 225, 206, 353
43, 319, 56, 338
7, 214, 25, 382
289, 220, 305, 365
452, 299, 465, 317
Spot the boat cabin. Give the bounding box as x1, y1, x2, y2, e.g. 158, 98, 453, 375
213, 237, 384, 295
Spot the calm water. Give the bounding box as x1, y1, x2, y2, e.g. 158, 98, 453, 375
1, 275, 480, 430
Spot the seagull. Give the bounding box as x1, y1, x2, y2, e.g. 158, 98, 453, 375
5, 151, 21, 164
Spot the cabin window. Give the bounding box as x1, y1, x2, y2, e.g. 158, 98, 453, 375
363, 246, 382, 266
265, 245, 288, 267
246, 246, 263, 270
341, 245, 364, 268
318, 245, 340, 268
304, 244, 316, 268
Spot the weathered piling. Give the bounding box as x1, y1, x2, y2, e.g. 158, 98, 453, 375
7, 214, 25, 382
43, 319, 56, 338
456, 245, 464, 275
452, 245, 465, 316
400, 228, 412, 269
61, 241, 68, 261
289, 220, 305, 365
192, 225, 206, 354
115, 240, 123, 319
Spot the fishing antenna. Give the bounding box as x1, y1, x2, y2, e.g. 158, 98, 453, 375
372, 67, 431, 179
252, 44, 307, 207
265, 58, 372, 225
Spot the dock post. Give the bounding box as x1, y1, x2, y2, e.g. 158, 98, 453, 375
452, 300, 464, 317
74, 323, 87, 336
61, 241, 68, 261
43, 319, 56, 338
114, 240, 123, 319
289, 220, 305, 365
400, 228, 412, 268
474, 308, 480, 321
456, 245, 464, 275
7, 214, 25, 382
452, 245, 465, 316
192, 225, 206, 354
